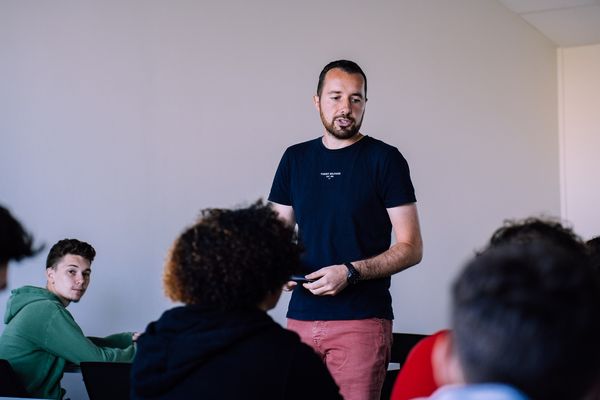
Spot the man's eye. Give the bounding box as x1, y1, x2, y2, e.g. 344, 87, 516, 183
352, 98, 362, 103
331, 96, 340, 101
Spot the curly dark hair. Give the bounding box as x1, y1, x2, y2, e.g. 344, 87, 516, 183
0, 205, 44, 264
486, 217, 587, 255
164, 201, 302, 310
46, 238, 96, 269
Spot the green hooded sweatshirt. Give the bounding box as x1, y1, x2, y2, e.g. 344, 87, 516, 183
0, 286, 136, 399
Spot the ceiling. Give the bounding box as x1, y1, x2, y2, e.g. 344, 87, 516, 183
497, 0, 600, 47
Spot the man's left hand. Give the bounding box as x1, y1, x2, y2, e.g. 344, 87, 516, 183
304, 265, 348, 296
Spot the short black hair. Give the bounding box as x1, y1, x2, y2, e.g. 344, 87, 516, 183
453, 242, 600, 400
317, 60, 367, 97
163, 200, 302, 310
46, 238, 96, 269
486, 217, 586, 255
0, 205, 44, 264
587, 236, 600, 272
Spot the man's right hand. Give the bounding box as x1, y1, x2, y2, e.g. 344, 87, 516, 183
304, 264, 349, 296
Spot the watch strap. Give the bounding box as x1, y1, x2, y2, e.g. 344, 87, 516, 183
344, 262, 361, 284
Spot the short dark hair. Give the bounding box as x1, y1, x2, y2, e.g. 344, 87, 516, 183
46, 239, 96, 269
587, 236, 600, 272
163, 201, 302, 310
0, 205, 44, 264
452, 242, 600, 400
486, 217, 587, 255
317, 60, 367, 97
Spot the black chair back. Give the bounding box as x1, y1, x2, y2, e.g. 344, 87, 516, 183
390, 332, 427, 365
0, 358, 29, 398
80, 361, 132, 400
380, 332, 428, 400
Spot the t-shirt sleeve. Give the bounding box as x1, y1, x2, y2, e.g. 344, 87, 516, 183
268, 149, 293, 206
380, 148, 416, 208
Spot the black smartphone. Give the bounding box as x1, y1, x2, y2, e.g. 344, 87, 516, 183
290, 274, 314, 283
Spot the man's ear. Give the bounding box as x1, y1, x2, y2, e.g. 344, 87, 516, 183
313, 95, 320, 111
46, 267, 54, 282
432, 330, 465, 386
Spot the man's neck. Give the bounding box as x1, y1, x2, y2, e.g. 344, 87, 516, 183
46, 284, 70, 307
322, 132, 364, 150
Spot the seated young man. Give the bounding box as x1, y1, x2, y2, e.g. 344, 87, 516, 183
131, 201, 342, 399
0, 238, 137, 399
426, 240, 600, 400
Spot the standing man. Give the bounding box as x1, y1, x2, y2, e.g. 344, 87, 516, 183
269, 60, 423, 400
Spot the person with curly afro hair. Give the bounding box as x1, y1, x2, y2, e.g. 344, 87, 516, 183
132, 201, 342, 400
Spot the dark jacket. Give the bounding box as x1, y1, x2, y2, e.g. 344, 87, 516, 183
131, 306, 342, 400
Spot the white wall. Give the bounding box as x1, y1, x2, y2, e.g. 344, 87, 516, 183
1, 0, 559, 346
558, 44, 600, 239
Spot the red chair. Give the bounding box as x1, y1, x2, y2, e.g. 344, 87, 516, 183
390, 330, 449, 400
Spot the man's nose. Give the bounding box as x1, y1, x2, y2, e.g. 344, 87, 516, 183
340, 98, 352, 114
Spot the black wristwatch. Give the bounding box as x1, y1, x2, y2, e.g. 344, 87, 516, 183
344, 262, 361, 285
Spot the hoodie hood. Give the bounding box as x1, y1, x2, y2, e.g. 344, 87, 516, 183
132, 306, 274, 397
3, 285, 62, 324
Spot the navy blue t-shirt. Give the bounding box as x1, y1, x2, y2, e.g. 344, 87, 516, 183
268, 136, 416, 320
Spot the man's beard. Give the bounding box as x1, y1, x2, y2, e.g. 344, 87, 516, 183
320, 112, 363, 140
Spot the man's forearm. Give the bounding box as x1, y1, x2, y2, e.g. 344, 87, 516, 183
304, 241, 422, 296
353, 241, 423, 280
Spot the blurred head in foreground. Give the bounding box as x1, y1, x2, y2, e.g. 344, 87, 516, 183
0, 205, 43, 290
439, 238, 600, 400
